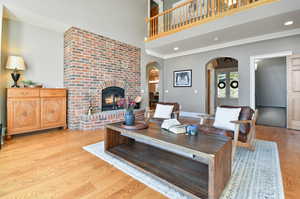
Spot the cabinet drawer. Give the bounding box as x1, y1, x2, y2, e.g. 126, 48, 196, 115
40, 89, 66, 97
7, 88, 40, 98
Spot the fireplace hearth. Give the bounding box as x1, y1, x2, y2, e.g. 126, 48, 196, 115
102, 86, 125, 111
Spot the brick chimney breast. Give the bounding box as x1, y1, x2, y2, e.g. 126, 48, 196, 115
64, 27, 141, 130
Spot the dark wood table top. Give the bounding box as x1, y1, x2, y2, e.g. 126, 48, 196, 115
106, 122, 230, 156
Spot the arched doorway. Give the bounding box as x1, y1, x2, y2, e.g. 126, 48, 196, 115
206, 57, 239, 114
146, 62, 161, 110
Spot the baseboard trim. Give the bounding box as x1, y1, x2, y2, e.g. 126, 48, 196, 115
1, 126, 6, 145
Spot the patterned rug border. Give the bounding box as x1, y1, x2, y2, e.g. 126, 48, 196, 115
83, 139, 284, 199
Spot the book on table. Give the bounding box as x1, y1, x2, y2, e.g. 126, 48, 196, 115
161, 119, 187, 134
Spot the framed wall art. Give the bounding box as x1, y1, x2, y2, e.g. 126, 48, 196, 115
173, 70, 192, 87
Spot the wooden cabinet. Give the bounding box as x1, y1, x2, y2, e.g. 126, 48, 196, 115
7, 88, 67, 137
41, 97, 66, 129
7, 98, 41, 134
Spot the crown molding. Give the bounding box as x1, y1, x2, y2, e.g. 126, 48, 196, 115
148, 28, 300, 59
145, 49, 165, 59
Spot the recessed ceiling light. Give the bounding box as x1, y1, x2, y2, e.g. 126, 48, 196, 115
174, 47, 179, 51
214, 37, 219, 41
284, 21, 294, 26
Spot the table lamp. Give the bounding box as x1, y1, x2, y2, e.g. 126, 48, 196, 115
6, 56, 26, 88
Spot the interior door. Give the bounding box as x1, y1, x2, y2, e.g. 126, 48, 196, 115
287, 55, 300, 130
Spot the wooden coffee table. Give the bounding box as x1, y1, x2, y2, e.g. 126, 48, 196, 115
105, 122, 232, 199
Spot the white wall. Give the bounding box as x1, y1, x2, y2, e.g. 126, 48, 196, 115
0, 1, 164, 131
0, 0, 148, 48
0, 0, 158, 101
163, 35, 300, 113
0, 5, 4, 129
2, 19, 64, 88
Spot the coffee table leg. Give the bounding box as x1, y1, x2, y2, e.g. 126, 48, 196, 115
208, 141, 232, 199
104, 128, 133, 151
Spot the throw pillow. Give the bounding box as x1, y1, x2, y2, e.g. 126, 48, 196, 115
153, 104, 174, 119
213, 107, 241, 131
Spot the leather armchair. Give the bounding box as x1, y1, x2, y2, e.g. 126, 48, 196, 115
199, 106, 258, 161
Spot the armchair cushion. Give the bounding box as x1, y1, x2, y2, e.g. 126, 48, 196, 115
213, 107, 241, 131
221, 106, 254, 135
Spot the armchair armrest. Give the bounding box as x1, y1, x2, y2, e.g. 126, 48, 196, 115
198, 113, 214, 125
173, 110, 180, 119
145, 107, 154, 117
230, 120, 253, 124
144, 107, 154, 124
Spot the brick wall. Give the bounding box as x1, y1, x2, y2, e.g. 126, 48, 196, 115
64, 27, 141, 130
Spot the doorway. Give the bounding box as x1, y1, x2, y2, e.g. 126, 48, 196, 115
255, 57, 287, 128
250, 51, 292, 128
148, 65, 160, 110
206, 57, 239, 115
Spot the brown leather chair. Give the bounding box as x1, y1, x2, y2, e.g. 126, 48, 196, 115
199, 106, 258, 161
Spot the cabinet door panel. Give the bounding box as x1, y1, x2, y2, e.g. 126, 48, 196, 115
7, 98, 41, 134
41, 97, 66, 128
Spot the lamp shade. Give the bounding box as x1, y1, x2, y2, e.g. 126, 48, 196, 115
6, 56, 26, 71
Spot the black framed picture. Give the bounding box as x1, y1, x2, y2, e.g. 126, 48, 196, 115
173, 70, 192, 87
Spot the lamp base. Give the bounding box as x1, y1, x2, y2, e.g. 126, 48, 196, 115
11, 71, 20, 88
11, 84, 20, 88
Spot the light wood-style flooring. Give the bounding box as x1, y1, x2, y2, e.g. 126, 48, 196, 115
0, 125, 299, 199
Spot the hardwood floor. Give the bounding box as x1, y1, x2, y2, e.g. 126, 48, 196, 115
0, 125, 299, 199
255, 125, 300, 199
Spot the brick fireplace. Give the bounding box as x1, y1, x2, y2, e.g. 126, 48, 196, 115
102, 86, 125, 111
64, 27, 143, 130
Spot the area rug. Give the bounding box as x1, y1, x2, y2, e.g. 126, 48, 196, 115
83, 140, 284, 199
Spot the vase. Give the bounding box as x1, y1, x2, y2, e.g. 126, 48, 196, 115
186, 125, 198, 136
125, 110, 135, 126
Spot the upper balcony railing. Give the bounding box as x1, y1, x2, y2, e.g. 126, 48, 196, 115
145, 0, 276, 41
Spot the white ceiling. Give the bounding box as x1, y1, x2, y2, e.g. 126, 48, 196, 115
146, 0, 300, 58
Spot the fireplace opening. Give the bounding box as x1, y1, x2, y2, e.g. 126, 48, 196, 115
102, 86, 125, 111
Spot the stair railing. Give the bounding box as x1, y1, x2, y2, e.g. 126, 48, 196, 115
146, 0, 276, 41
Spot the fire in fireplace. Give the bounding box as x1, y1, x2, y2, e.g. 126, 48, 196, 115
102, 86, 125, 111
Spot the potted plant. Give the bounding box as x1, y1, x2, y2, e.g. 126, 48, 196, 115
117, 97, 138, 126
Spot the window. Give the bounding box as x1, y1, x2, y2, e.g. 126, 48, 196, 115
217, 73, 226, 98
216, 71, 239, 99
230, 72, 239, 98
